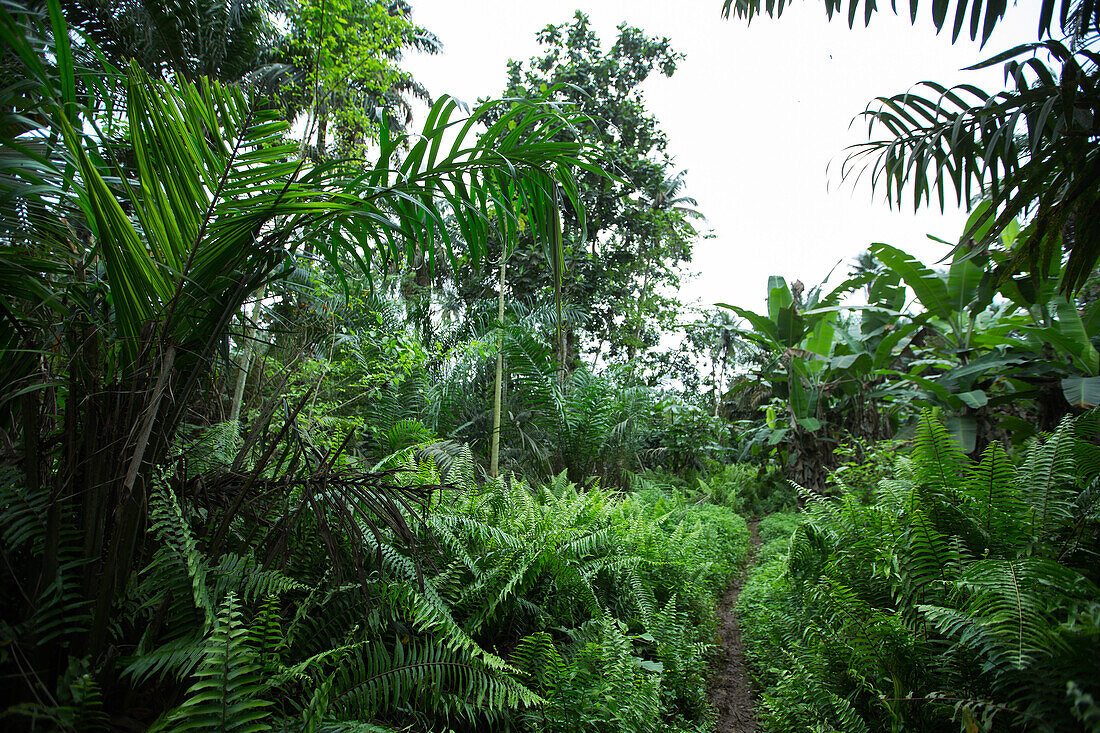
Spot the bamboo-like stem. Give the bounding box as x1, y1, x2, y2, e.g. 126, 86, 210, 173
490, 255, 507, 478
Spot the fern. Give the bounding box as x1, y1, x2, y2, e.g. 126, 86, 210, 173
124, 635, 210, 686
155, 593, 271, 733
1021, 417, 1079, 543
0, 466, 48, 552
208, 553, 308, 605
0, 468, 90, 656
912, 410, 969, 495
177, 421, 245, 475
738, 412, 1100, 733
148, 477, 215, 630
965, 441, 1026, 553
922, 558, 1091, 671
331, 638, 542, 725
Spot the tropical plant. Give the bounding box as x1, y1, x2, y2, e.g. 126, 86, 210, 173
723, 0, 1100, 293
720, 267, 908, 489
491, 11, 700, 368
0, 0, 597, 713
721, 212, 1100, 496
49, 0, 281, 81
281, 0, 441, 156
739, 411, 1100, 731
869, 229, 1100, 448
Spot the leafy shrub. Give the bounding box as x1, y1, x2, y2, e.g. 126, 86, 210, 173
755, 512, 803, 545
515, 619, 663, 733
736, 463, 797, 516
696, 463, 752, 511
753, 511, 803, 566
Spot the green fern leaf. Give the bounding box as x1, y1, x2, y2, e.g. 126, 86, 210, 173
157, 592, 271, 732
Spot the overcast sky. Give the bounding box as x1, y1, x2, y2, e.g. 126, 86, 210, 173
402, 0, 1039, 313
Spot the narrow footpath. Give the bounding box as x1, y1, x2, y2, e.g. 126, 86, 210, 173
709, 519, 762, 732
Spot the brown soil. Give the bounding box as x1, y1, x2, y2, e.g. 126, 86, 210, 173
709, 519, 762, 732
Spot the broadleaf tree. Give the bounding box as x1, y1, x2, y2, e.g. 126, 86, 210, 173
469, 11, 703, 372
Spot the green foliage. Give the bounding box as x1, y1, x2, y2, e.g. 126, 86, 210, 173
0, 2, 747, 731
2, 420, 749, 731
738, 412, 1100, 732
738, 463, 799, 516
156, 593, 272, 732
286, 0, 419, 154
53, 0, 281, 81
515, 618, 663, 733
724, 227, 1100, 502
437, 302, 654, 486
644, 399, 730, 477
724, 0, 1100, 293
0, 0, 602, 705
721, 269, 903, 489
495, 11, 699, 365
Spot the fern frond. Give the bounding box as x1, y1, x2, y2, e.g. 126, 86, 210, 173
156, 593, 271, 733
921, 558, 1091, 671
913, 410, 968, 494
124, 635, 208, 686
331, 639, 541, 722
149, 478, 215, 630
1021, 417, 1078, 543
896, 508, 961, 612
965, 442, 1026, 553
209, 553, 308, 604
0, 466, 47, 552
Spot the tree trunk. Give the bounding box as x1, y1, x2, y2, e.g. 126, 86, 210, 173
229, 295, 262, 424
490, 256, 507, 478
316, 103, 328, 159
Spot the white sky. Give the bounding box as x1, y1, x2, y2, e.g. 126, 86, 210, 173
402, 0, 1040, 313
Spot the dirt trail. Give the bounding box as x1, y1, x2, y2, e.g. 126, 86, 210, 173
708, 519, 762, 732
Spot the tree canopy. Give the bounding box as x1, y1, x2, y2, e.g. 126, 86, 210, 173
491, 11, 702, 367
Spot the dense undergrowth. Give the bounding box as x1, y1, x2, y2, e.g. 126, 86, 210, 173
3, 0, 1100, 730
1, 443, 749, 731
738, 413, 1100, 732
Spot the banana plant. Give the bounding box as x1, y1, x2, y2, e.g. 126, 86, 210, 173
719, 268, 912, 489
868, 211, 1099, 449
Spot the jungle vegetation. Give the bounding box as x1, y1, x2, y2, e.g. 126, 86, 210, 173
0, 0, 1097, 731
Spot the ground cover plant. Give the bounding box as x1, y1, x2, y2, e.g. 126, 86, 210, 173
0, 432, 749, 730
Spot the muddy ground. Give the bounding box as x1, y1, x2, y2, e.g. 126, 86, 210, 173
708, 520, 762, 732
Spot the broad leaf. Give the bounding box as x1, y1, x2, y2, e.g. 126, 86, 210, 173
870, 243, 953, 321
1061, 376, 1100, 407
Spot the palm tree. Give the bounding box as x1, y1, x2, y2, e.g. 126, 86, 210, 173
624, 169, 705, 359
708, 309, 741, 416
0, 0, 596, 664
722, 0, 1100, 293
647, 168, 703, 219
49, 0, 280, 81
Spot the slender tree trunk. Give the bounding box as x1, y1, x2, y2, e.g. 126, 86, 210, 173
716, 353, 729, 418
551, 187, 568, 390
628, 246, 653, 362
490, 256, 507, 478
229, 343, 253, 424
711, 354, 720, 417
316, 103, 328, 159
557, 321, 568, 391
229, 295, 262, 424
591, 338, 604, 368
